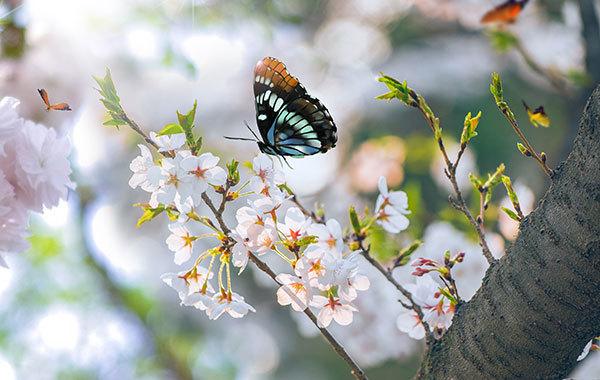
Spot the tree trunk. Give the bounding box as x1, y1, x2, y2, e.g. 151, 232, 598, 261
417, 85, 600, 379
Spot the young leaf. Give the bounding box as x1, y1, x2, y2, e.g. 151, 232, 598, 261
517, 142, 531, 157
348, 206, 362, 237
158, 123, 184, 136
393, 240, 423, 267
461, 111, 482, 145
136, 205, 165, 227
487, 29, 518, 53
176, 100, 199, 152
490, 72, 504, 104
501, 206, 521, 222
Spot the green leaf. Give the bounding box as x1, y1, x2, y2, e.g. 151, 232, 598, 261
501, 206, 521, 221
176, 100, 199, 152
94, 68, 126, 129
517, 142, 531, 156
376, 74, 416, 106
226, 159, 240, 186
136, 205, 165, 227
566, 69, 592, 87
297, 235, 318, 247
158, 123, 184, 136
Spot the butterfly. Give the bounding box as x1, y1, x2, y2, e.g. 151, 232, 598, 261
481, 0, 529, 24
226, 57, 337, 159
523, 101, 550, 128
38, 89, 72, 111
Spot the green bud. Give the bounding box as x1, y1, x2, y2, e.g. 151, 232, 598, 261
348, 206, 362, 237
517, 142, 531, 157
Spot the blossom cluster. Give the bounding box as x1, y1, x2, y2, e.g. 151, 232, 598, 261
0, 97, 73, 265
129, 133, 377, 326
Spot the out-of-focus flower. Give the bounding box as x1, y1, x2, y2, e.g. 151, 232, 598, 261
375, 176, 410, 233
208, 291, 256, 320
0, 97, 21, 156
14, 120, 74, 212
250, 154, 285, 195
311, 295, 357, 328
165, 223, 195, 265
348, 136, 406, 193
0, 96, 72, 264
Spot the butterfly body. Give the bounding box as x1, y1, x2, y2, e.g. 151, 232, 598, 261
481, 0, 529, 24
37, 89, 71, 111
523, 101, 550, 128
250, 57, 337, 157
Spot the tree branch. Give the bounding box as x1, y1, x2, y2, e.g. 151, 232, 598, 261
416, 85, 600, 379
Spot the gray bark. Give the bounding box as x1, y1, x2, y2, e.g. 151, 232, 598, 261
417, 85, 600, 379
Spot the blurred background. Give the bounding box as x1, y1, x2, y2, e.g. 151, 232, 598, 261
0, 0, 599, 378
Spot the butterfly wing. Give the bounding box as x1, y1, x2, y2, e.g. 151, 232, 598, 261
252, 56, 337, 157
268, 95, 337, 157
481, 0, 525, 24
37, 88, 50, 108
49, 103, 72, 111
253, 57, 307, 141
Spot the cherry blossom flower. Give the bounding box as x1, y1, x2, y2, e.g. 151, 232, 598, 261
180, 152, 226, 200
14, 120, 74, 212
311, 295, 357, 327
208, 291, 256, 319
160, 265, 214, 302
276, 273, 311, 311
0, 97, 21, 156
183, 291, 215, 311
165, 223, 196, 264
278, 207, 311, 242
307, 219, 344, 258
129, 144, 161, 192
150, 132, 186, 152
153, 152, 191, 206
396, 308, 426, 340
375, 176, 410, 234
250, 154, 285, 195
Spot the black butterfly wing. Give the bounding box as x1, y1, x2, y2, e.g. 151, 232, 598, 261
254, 57, 306, 142
269, 95, 337, 157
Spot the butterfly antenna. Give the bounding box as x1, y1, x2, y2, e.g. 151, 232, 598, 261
223, 136, 256, 142
244, 120, 261, 141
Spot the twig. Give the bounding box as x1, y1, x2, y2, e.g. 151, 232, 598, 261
248, 253, 367, 380
513, 40, 570, 95
416, 107, 496, 265
118, 114, 368, 380
496, 106, 553, 177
